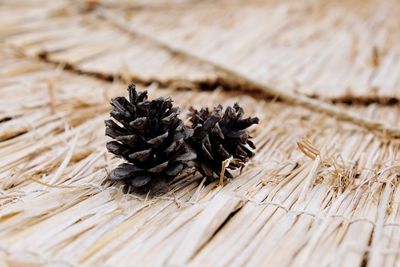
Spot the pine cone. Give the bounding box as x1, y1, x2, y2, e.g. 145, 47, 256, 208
105, 84, 196, 192
188, 103, 259, 180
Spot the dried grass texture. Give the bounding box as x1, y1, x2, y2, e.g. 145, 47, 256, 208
0, 0, 217, 87
2, 47, 400, 266
98, 0, 400, 101
1, 1, 400, 266
3, 0, 400, 139
4, 0, 400, 103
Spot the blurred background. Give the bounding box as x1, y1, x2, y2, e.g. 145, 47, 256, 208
2, 0, 400, 101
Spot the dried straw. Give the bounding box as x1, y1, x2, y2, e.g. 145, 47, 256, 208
1, 1, 400, 266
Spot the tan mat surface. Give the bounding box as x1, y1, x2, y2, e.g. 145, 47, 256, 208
3, 0, 400, 103
1, 1, 400, 267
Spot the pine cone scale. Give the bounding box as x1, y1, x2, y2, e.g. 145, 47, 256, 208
166, 163, 184, 176
129, 117, 147, 131
129, 149, 151, 161
130, 175, 151, 187
164, 140, 183, 155
105, 120, 129, 138
176, 151, 196, 161
148, 161, 169, 173
116, 135, 143, 147
108, 163, 143, 180
147, 132, 169, 145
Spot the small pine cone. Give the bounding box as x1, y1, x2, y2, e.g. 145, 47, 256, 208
105, 84, 196, 192
188, 103, 259, 180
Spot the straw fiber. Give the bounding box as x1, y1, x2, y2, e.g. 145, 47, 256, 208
1, 1, 400, 266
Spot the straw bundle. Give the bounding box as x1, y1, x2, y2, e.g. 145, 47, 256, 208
1, 0, 400, 266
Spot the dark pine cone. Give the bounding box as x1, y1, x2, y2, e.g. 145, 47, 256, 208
105, 84, 196, 192
188, 103, 259, 180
